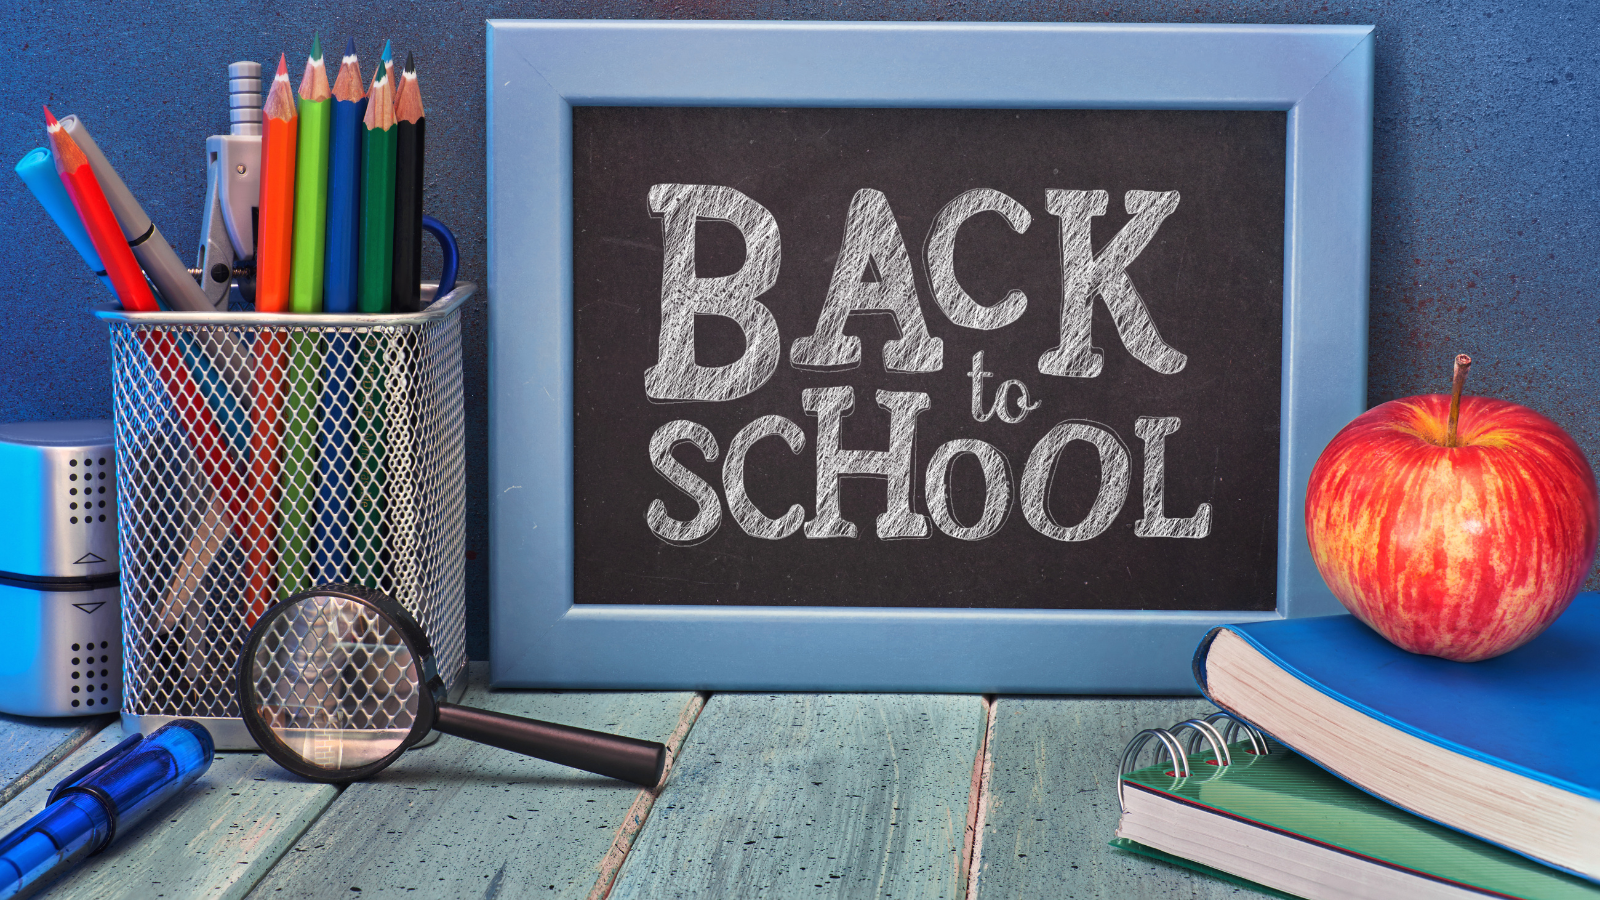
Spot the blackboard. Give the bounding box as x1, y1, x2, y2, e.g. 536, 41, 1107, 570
571, 106, 1285, 611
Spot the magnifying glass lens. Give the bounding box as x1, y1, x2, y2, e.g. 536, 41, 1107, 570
242, 585, 666, 786
247, 593, 421, 772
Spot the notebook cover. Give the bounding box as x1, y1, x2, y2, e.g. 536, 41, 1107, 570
1120, 748, 1600, 899
1194, 592, 1600, 803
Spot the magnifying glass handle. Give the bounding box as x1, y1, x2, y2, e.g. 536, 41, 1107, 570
433, 704, 667, 788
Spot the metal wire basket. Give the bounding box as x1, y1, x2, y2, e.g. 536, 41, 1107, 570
96, 283, 473, 748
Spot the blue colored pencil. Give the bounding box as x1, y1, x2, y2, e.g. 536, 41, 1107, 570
323, 37, 366, 314
313, 38, 365, 580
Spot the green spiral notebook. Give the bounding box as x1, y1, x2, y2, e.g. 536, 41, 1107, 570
1115, 740, 1600, 900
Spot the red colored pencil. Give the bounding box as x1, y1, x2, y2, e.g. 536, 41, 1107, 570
249, 56, 295, 619
256, 54, 299, 312
149, 330, 248, 534
48, 107, 247, 547
44, 106, 156, 311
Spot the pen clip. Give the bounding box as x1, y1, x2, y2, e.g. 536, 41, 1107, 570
47, 733, 144, 805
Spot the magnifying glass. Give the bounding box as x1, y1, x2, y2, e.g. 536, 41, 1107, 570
236, 585, 667, 786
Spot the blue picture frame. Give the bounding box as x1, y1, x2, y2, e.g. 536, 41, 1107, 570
486, 21, 1372, 693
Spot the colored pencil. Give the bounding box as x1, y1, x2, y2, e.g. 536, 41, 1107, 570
146, 329, 247, 536
358, 41, 397, 314
379, 53, 427, 578
324, 37, 366, 314
248, 54, 296, 615
277, 328, 320, 598
60, 114, 253, 471
257, 52, 314, 600
47, 109, 246, 554
316, 39, 364, 581
291, 35, 332, 313
256, 54, 298, 313
392, 52, 426, 313
44, 107, 155, 311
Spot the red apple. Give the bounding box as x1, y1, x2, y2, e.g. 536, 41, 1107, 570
1305, 357, 1599, 662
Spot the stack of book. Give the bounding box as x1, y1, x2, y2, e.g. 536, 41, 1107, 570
1113, 593, 1600, 900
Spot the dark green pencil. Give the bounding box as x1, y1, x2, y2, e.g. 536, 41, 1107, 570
358, 41, 397, 313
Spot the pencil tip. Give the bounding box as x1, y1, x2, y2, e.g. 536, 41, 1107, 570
42, 105, 57, 126
276, 53, 288, 76
406, 51, 415, 73
344, 35, 356, 58
382, 40, 392, 63
310, 32, 321, 60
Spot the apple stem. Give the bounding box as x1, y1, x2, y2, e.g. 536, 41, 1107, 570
1447, 354, 1472, 447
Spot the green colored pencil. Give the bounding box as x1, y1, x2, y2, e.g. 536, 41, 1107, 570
276, 37, 330, 597
358, 42, 397, 313
277, 330, 320, 594
352, 42, 396, 583
290, 34, 332, 313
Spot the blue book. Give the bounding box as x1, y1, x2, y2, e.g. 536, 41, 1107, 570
1194, 595, 1600, 883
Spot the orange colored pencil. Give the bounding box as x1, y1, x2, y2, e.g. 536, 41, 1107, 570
256, 54, 299, 312
44, 106, 156, 311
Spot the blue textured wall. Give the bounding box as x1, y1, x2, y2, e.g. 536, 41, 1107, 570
2, 2, 1596, 658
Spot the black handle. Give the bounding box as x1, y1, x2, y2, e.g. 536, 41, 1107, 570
433, 704, 666, 788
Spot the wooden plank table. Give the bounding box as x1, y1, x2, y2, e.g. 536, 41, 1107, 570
0, 674, 1251, 899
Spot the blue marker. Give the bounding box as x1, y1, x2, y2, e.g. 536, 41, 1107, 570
0, 721, 213, 899
13, 147, 114, 294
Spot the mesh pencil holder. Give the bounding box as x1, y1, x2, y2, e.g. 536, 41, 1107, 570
96, 283, 473, 749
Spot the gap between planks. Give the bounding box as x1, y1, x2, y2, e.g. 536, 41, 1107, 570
0, 715, 115, 810
588, 690, 710, 900
963, 695, 998, 900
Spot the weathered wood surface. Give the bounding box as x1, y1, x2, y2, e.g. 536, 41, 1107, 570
0, 712, 112, 808
972, 696, 1257, 900
248, 664, 700, 900
0, 691, 1274, 899
609, 693, 986, 900
0, 724, 337, 900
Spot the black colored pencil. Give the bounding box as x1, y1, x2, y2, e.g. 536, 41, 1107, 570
392, 51, 426, 312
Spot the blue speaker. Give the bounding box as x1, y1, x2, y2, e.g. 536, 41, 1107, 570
0, 420, 121, 716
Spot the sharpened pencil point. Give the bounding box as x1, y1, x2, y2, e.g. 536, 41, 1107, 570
276, 53, 288, 76
42, 105, 58, 128
343, 36, 356, 60
311, 32, 322, 61
382, 40, 392, 64
405, 51, 415, 74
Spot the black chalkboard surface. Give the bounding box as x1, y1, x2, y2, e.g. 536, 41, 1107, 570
572, 107, 1285, 611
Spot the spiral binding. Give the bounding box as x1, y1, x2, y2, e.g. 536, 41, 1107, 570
1116, 711, 1274, 814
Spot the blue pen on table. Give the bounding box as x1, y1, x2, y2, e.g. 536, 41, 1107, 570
0, 721, 213, 900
